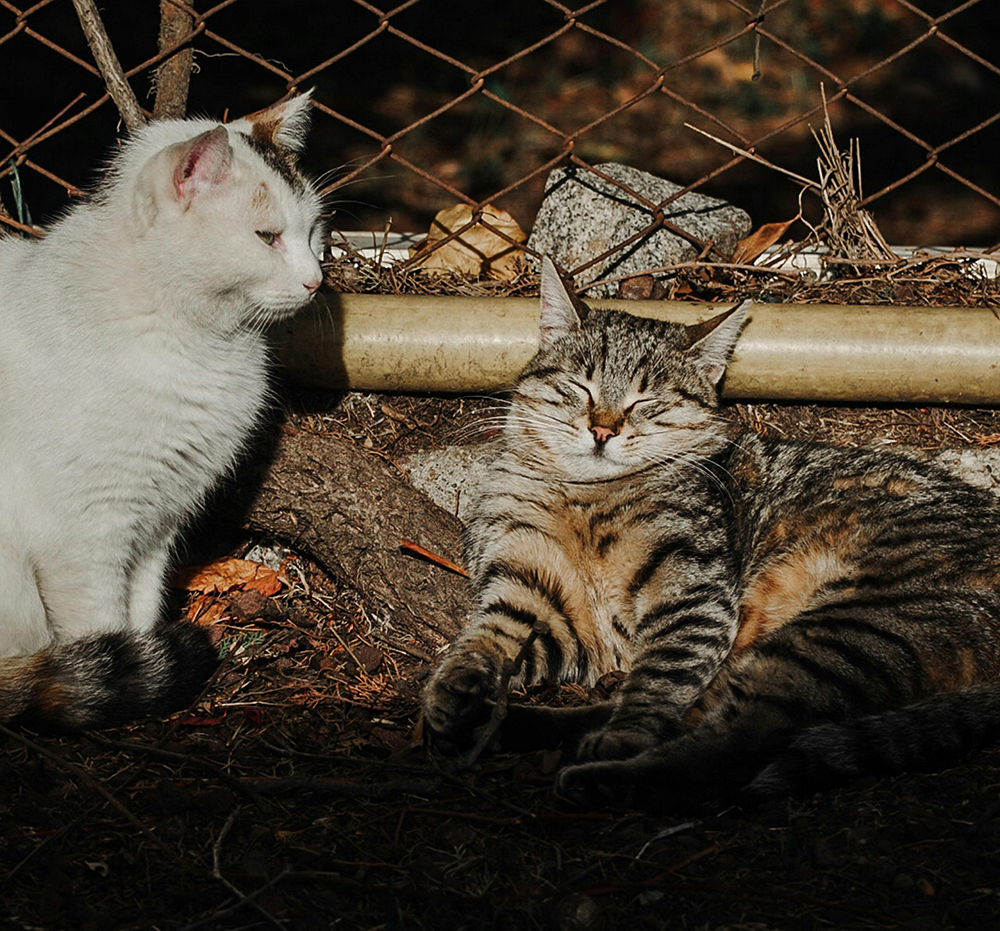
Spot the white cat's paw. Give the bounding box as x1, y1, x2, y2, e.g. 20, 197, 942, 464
421, 650, 499, 740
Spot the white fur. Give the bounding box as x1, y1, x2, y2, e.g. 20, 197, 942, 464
0, 97, 324, 657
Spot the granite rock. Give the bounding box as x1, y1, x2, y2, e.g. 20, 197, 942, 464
402, 443, 500, 522
527, 162, 752, 297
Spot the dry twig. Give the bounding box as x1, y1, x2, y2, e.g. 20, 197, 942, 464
153, 0, 198, 119
811, 86, 896, 266
455, 621, 546, 770
71, 0, 147, 132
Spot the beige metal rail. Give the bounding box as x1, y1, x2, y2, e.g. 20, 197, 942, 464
272, 295, 1000, 405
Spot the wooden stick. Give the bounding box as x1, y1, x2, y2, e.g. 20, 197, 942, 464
399, 538, 470, 577
153, 0, 197, 119
70, 0, 147, 132
684, 122, 819, 190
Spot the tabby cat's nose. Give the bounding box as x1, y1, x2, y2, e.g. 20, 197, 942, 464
591, 423, 619, 444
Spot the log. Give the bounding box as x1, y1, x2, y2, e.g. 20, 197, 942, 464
240, 429, 470, 658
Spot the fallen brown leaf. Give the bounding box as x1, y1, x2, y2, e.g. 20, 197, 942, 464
173, 557, 283, 597
732, 216, 799, 265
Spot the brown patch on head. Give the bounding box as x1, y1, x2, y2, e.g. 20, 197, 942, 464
251, 182, 271, 211
251, 118, 281, 147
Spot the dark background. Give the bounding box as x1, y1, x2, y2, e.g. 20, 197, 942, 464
2, 0, 998, 246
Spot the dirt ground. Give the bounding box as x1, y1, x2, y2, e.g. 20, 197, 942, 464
3, 266, 1000, 931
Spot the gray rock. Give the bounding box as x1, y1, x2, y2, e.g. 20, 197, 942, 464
402, 443, 500, 522
527, 162, 752, 297
936, 447, 1000, 494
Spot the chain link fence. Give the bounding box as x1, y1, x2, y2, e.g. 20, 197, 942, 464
2, 0, 998, 276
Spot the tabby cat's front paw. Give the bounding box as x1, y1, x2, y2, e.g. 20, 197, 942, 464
421, 650, 499, 741
557, 759, 638, 810
576, 725, 659, 762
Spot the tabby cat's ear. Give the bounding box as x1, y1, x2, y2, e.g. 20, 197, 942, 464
539, 256, 587, 346
238, 90, 314, 154
686, 299, 751, 385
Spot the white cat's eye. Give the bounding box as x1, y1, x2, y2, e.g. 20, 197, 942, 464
255, 230, 280, 246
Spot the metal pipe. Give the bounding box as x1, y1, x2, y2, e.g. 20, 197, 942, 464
271, 294, 1000, 404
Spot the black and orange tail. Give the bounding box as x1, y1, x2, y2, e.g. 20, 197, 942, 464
0, 622, 218, 731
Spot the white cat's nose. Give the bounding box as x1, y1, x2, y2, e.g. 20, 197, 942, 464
304, 276, 322, 295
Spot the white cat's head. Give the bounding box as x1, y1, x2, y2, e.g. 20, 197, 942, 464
118, 93, 325, 328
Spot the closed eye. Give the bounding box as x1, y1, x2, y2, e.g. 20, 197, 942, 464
566, 378, 594, 404
624, 397, 656, 416
256, 230, 281, 247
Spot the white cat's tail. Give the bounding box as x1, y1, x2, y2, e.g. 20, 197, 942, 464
0, 622, 218, 730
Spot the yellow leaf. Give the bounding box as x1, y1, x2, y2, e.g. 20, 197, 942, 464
409, 203, 526, 280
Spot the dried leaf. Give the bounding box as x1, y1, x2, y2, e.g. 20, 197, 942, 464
190, 602, 227, 628
173, 557, 283, 597
409, 203, 526, 280
732, 218, 799, 265
177, 713, 227, 727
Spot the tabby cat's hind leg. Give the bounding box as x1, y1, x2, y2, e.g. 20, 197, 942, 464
559, 620, 888, 809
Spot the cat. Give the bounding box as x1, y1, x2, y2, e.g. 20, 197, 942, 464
422, 256, 1000, 809
0, 93, 325, 730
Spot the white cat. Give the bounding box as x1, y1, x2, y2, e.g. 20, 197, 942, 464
0, 93, 325, 728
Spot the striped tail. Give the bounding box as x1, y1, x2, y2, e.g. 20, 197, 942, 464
747, 684, 1000, 798
0, 622, 218, 731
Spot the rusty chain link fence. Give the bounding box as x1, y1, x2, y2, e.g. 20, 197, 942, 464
2, 0, 999, 279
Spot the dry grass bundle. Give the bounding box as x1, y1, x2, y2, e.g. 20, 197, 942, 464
810, 88, 896, 267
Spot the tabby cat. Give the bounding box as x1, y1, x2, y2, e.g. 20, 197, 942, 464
0, 94, 324, 729
422, 257, 1000, 808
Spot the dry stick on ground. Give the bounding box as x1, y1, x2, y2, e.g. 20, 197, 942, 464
86, 734, 268, 809
153, 0, 197, 119
71, 0, 148, 132
209, 807, 289, 931
454, 621, 546, 770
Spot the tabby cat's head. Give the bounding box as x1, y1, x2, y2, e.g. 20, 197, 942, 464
507, 257, 748, 479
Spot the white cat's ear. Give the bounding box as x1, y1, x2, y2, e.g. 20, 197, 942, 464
539, 256, 586, 347
173, 127, 233, 202
239, 91, 314, 154
686, 299, 751, 385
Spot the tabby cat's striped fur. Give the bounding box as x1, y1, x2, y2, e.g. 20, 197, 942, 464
422, 258, 1000, 808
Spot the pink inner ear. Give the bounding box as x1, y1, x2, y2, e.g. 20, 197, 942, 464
173, 127, 233, 201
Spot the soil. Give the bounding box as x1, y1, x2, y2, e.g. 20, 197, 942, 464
3, 269, 1000, 931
